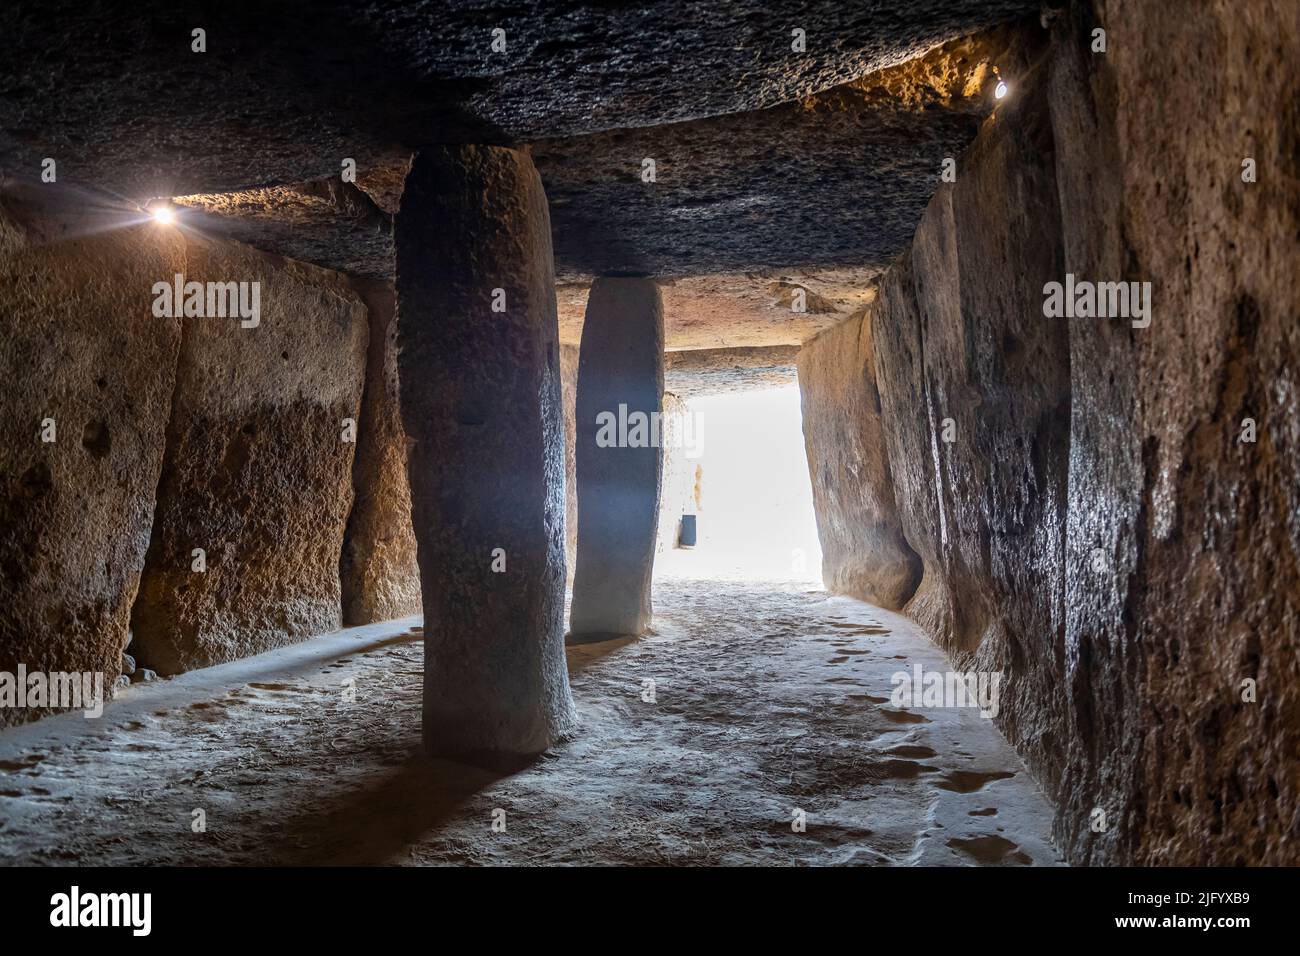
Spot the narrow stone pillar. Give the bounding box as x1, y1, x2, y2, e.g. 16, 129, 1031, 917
569, 277, 665, 642
395, 145, 576, 756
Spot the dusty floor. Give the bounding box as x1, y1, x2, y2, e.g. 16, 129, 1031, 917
0, 577, 1060, 865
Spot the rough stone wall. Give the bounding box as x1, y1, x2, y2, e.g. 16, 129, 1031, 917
800, 1, 1299, 864
656, 391, 699, 555
1048, 0, 1300, 866
130, 244, 368, 674
339, 280, 421, 623
560, 343, 580, 585
797, 313, 922, 610
0, 192, 184, 722
908, 68, 1073, 817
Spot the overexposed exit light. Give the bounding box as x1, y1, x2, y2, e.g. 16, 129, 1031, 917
151, 205, 175, 225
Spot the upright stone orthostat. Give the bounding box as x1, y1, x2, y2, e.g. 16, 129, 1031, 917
569, 277, 665, 641
396, 145, 576, 756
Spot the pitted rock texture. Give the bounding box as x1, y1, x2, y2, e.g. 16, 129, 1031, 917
801, 1, 1300, 864
38, 26, 1040, 363
1047, 0, 1300, 866
173, 186, 396, 282
156, 27, 1029, 289
130, 245, 368, 675
656, 392, 700, 555
0, 188, 184, 722
560, 344, 580, 585
665, 346, 798, 398
0, 0, 1038, 200
535, 27, 1033, 279
798, 315, 921, 610
396, 145, 576, 755
570, 278, 665, 641
881, 67, 1072, 827
559, 272, 873, 351
339, 281, 421, 625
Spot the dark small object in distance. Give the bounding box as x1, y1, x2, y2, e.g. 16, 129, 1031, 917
679, 514, 697, 548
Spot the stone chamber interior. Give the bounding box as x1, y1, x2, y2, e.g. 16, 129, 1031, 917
0, 0, 1297, 871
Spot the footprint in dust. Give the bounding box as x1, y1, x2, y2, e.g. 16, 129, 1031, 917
947, 834, 1031, 865
847, 693, 890, 705
968, 807, 998, 816
880, 709, 930, 725
828, 656, 850, 664
0, 754, 45, 772
837, 649, 871, 656
862, 759, 939, 781
885, 744, 938, 759
825, 677, 862, 685
934, 769, 1015, 793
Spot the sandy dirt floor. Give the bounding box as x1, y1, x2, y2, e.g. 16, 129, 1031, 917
0, 576, 1060, 865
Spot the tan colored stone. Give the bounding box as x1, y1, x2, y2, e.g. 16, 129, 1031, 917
340, 280, 421, 624
1049, 0, 1300, 866
656, 392, 700, 555
560, 344, 580, 586
798, 314, 922, 610
131, 244, 368, 674
0, 190, 184, 722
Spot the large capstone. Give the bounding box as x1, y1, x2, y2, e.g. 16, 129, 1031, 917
396, 145, 577, 756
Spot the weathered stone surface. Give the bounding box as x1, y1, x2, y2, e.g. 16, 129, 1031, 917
656, 392, 701, 555
560, 344, 580, 585
396, 145, 576, 755
941, 67, 1072, 816
804, 0, 1299, 865
536, 27, 1030, 280
1047, 0, 1300, 866
665, 346, 799, 398
131, 245, 368, 674
339, 280, 421, 625
807, 26, 1075, 858
798, 314, 921, 609
813, 34, 1074, 853
162, 29, 1027, 295
0, 187, 184, 722
0, 1, 1038, 200
570, 278, 665, 641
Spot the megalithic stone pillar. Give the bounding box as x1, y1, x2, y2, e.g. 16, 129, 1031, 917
395, 145, 576, 756
569, 277, 665, 642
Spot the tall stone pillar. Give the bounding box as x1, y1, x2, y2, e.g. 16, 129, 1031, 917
395, 145, 576, 756
569, 277, 665, 642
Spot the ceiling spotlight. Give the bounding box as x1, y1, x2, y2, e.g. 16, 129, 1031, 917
995, 78, 1008, 100
151, 205, 175, 225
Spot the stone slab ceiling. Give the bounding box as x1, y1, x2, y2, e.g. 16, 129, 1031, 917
1, 1, 1038, 349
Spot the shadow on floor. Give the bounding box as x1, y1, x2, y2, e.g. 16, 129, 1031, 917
266, 750, 530, 865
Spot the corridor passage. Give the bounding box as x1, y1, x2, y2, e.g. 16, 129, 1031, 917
0, 576, 1056, 866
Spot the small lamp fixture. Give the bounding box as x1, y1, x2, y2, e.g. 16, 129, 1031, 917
994, 71, 1009, 100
